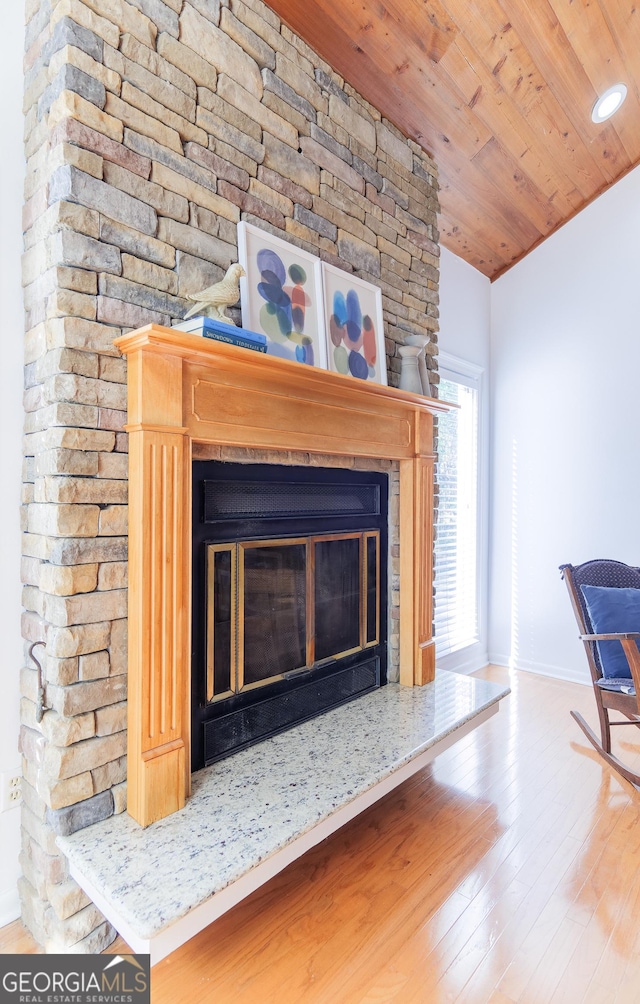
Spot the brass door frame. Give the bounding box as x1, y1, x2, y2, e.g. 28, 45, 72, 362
206, 530, 382, 701
364, 530, 380, 648
206, 543, 236, 703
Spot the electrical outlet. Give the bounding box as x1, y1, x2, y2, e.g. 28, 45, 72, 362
0, 771, 22, 812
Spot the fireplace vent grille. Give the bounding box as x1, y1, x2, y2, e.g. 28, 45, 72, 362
203, 480, 380, 523
203, 659, 380, 764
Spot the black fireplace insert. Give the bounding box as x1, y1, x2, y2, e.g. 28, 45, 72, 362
191, 462, 388, 769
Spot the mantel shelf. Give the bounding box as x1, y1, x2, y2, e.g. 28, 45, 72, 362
115, 324, 454, 421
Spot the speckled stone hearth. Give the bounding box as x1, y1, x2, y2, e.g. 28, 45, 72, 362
58, 670, 508, 963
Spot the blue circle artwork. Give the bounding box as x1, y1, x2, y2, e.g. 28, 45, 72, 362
348, 349, 369, 380
258, 270, 290, 308
295, 343, 314, 365
345, 289, 362, 344
256, 248, 286, 286
254, 247, 313, 358
331, 286, 375, 380
332, 291, 348, 327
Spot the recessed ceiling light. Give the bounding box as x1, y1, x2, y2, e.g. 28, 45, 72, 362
591, 83, 628, 123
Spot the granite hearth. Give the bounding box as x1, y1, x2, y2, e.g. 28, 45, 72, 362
59, 669, 509, 963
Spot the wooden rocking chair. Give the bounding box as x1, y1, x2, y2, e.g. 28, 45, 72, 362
560, 559, 640, 789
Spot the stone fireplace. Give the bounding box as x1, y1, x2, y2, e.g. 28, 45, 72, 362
19, 0, 441, 953
44, 324, 512, 967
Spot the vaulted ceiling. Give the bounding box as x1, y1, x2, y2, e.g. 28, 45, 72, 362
269, 0, 640, 279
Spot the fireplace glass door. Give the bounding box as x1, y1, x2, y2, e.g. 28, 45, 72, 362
206, 531, 380, 702
241, 540, 307, 688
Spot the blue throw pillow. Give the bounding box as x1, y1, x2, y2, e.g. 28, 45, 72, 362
581, 584, 640, 679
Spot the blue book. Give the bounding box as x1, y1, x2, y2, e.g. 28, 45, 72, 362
204, 329, 267, 353
172, 316, 267, 352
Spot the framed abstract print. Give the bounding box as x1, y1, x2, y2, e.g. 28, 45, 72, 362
321, 263, 387, 385
237, 222, 327, 368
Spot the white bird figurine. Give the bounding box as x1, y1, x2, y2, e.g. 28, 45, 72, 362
183, 263, 246, 324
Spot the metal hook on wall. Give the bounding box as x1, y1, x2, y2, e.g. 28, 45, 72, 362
29, 641, 51, 724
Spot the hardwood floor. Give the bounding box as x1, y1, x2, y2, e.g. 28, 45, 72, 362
2, 666, 640, 1003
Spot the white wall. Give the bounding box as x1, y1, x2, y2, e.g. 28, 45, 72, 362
438, 246, 491, 371
489, 164, 640, 682
0, 0, 26, 926
437, 247, 491, 673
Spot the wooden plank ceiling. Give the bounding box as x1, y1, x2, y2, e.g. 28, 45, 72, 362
268, 0, 640, 279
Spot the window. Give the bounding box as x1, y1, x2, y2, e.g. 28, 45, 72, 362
434, 357, 483, 663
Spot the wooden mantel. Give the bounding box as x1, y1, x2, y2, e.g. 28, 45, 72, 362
115, 324, 452, 827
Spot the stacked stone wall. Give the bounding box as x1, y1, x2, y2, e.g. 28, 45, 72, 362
19, 0, 440, 950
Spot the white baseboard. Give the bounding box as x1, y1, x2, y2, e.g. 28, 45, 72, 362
516, 661, 590, 686
488, 652, 590, 687
0, 887, 20, 929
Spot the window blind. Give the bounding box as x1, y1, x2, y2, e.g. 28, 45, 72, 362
434, 377, 479, 657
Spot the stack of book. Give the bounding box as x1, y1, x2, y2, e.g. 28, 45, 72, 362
172, 316, 267, 353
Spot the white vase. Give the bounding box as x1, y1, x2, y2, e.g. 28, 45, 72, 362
404, 334, 431, 395
398, 345, 423, 395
